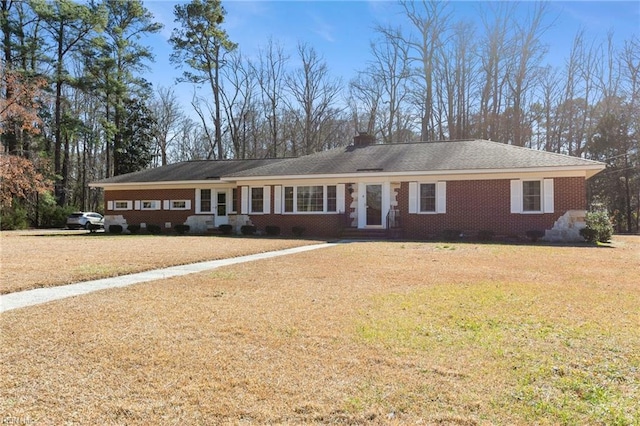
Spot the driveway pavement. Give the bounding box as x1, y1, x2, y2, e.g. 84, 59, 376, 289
0, 242, 337, 313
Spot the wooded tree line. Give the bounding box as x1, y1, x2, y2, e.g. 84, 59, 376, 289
1, 0, 638, 232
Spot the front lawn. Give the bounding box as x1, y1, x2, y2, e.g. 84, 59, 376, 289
0, 231, 320, 294
1, 236, 638, 424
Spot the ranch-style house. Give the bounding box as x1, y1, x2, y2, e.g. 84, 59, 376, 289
90, 133, 605, 241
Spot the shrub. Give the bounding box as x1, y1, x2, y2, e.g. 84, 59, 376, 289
477, 230, 494, 242
218, 224, 233, 235
109, 224, 123, 234
174, 224, 190, 235
265, 225, 281, 236
582, 205, 614, 244
579, 227, 599, 244
147, 224, 162, 235
292, 226, 305, 237
0, 201, 29, 230
240, 225, 256, 235
442, 229, 462, 241
526, 230, 545, 242
127, 224, 141, 234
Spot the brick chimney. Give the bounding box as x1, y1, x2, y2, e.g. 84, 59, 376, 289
353, 132, 375, 148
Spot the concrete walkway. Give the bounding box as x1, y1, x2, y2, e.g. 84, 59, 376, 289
1, 242, 338, 313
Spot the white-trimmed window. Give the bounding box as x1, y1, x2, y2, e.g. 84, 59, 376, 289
408, 182, 446, 214
281, 185, 342, 214
196, 189, 213, 213
141, 200, 161, 210
511, 179, 554, 214
169, 200, 190, 210
251, 187, 264, 213
112, 200, 132, 211
230, 188, 238, 213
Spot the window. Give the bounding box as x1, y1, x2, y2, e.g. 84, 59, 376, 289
419, 183, 436, 212
408, 182, 446, 214
510, 179, 554, 214
231, 188, 238, 213
251, 187, 264, 213
284, 186, 294, 213
281, 185, 341, 213
200, 189, 212, 213
114, 200, 132, 210
522, 181, 541, 212
297, 186, 324, 212
171, 200, 188, 210
141, 200, 160, 210
326, 185, 337, 212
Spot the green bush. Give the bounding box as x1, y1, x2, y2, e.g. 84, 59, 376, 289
240, 225, 256, 235
39, 194, 75, 228
292, 226, 305, 237
218, 224, 233, 235
581, 206, 614, 244
147, 224, 162, 234
174, 224, 190, 234
265, 225, 281, 236
109, 224, 123, 234
127, 224, 141, 234
0, 201, 29, 230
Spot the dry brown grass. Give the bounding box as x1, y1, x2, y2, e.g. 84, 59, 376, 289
1, 236, 639, 424
0, 230, 320, 294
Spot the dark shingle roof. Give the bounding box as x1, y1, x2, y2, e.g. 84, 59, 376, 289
228, 139, 604, 178
92, 140, 604, 186
93, 158, 286, 184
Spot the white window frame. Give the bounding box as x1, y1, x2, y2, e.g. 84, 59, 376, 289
195, 189, 214, 214
408, 181, 446, 214
249, 186, 270, 214
169, 200, 190, 211
511, 179, 554, 214
113, 200, 133, 211
280, 184, 344, 214
140, 200, 161, 211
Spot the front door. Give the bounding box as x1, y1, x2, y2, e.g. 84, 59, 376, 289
365, 184, 383, 226
214, 190, 228, 227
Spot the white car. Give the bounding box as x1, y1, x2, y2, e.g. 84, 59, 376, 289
66, 212, 104, 230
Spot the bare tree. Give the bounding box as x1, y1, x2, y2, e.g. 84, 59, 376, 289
397, 0, 451, 141
285, 43, 343, 155
506, 2, 550, 146
253, 38, 289, 157
150, 86, 183, 166
220, 51, 259, 159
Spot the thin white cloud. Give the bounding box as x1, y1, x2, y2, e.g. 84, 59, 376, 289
309, 12, 336, 43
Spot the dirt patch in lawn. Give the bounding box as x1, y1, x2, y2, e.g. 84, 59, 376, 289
0, 231, 321, 294
1, 236, 639, 424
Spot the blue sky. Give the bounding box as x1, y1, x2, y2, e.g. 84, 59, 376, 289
142, 1, 640, 102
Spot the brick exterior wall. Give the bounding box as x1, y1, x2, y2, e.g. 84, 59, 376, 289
399, 177, 586, 239
104, 177, 587, 238
104, 189, 197, 227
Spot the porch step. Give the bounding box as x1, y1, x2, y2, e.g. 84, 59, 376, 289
339, 228, 402, 240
